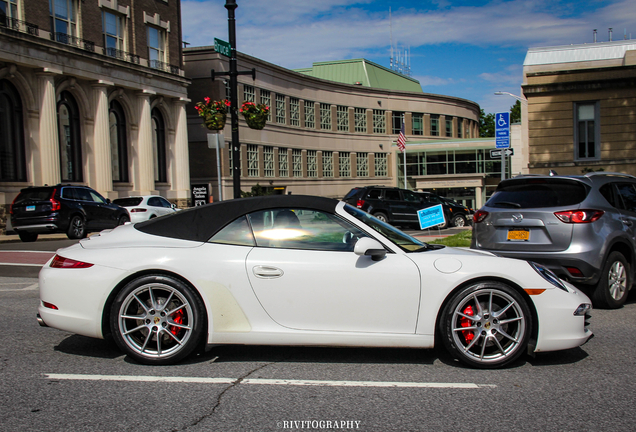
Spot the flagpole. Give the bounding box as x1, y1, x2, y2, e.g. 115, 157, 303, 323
402, 115, 407, 189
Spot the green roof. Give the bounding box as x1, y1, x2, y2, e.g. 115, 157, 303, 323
294, 59, 422, 93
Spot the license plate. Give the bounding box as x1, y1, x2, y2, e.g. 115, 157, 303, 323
507, 229, 530, 241
26, 205, 36, 211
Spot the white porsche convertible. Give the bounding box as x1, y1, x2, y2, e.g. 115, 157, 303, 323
37, 195, 593, 368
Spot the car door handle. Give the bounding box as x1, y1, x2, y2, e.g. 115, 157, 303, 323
622, 219, 633, 227
253, 266, 284, 279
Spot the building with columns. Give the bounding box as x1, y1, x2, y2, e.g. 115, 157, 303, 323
0, 0, 190, 232
184, 48, 484, 205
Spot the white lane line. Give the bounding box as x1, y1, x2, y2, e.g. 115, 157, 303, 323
0, 262, 43, 267
44, 374, 495, 389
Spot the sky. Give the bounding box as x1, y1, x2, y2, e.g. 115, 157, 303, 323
181, 0, 636, 115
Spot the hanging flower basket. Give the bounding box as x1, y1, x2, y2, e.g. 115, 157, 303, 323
195, 97, 230, 131
240, 102, 269, 130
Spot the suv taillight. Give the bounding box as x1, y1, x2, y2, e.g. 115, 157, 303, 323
473, 209, 489, 223
356, 199, 365, 208
9, 194, 18, 215
554, 210, 604, 223
50, 189, 61, 211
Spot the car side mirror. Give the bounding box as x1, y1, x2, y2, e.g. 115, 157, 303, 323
354, 237, 387, 261
106, 198, 111, 204
171, 203, 177, 209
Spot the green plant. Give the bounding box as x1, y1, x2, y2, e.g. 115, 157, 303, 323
240, 102, 269, 129
195, 97, 230, 130
429, 229, 473, 247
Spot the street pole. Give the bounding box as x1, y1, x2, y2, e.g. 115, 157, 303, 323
225, 0, 241, 198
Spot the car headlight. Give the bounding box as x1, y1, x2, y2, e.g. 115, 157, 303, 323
529, 262, 568, 292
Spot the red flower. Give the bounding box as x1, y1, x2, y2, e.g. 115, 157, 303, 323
204, 97, 210, 104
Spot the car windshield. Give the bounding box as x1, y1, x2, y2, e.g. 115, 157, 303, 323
487, 178, 590, 209
343, 204, 428, 252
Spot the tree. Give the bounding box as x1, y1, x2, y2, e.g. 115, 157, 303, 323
510, 100, 521, 123
479, 109, 495, 137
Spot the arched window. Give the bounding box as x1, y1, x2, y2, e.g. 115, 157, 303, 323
0, 79, 26, 181
151, 107, 166, 183
109, 99, 128, 182
57, 90, 82, 182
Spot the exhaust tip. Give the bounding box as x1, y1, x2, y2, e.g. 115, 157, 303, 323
36, 313, 48, 327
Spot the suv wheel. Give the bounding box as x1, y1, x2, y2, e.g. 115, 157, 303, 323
372, 212, 388, 223
592, 251, 630, 309
18, 231, 38, 242
67, 215, 86, 239
451, 214, 467, 227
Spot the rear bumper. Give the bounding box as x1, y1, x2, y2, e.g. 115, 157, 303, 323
13, 223, 59, 233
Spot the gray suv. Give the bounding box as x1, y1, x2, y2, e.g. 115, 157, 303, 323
471, 172, 636, 308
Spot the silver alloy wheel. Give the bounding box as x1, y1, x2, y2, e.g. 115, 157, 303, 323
68, 216, 85, 239
450, 288, 526, 365
608, 260, 627, 301
117, 282, 194, 360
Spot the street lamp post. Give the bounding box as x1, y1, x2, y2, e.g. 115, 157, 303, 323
494, 91, 527, 181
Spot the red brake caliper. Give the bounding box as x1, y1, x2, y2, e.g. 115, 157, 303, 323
169, 309, 184, 337
460, 305, 475, 343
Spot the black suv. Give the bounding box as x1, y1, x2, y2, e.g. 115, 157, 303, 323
415, 191, 473, 227
10, 185, 129, 242
343, 186, 434, 227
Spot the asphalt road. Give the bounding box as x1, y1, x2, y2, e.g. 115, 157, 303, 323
1, 273, 636, 431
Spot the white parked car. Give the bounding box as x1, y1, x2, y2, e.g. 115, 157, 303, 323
112, 195, 179, 223
37, 195, 593, 368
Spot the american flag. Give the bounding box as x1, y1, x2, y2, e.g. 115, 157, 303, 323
397, 120, 406, 152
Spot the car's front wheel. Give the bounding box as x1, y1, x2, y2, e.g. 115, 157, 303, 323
451, 214, 467, 227
110, 275, 205, 365
592, 251, 630, 309
439, 281, 531, 369
117, 215, 130, 225
67, 215, 86, 239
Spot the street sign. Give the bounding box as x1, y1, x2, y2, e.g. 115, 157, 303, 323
214, 38, 231, 58
417, 205, 446, 230
495, 111, 510, 149
490, 148, 514, 158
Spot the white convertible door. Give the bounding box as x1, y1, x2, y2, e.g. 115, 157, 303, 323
244, 208, 421, 333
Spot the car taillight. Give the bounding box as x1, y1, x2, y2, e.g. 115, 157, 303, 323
130, 208, 147, 213
356, 199, 365, 208
473, 209, 489, 223
50, 255, 94, 269
9, 194, 18, 215
554, 210, 604, 223
50, 188, 61, 211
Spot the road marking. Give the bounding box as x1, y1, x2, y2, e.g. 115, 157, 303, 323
0, 262, 43, 267
44, 374, 495, 389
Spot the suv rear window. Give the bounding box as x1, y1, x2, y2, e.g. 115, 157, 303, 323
487, 178, 590, 209
113, 197, 144, 207
14, 188, 53, 203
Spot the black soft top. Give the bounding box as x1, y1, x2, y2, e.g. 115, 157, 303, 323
135, 195, 340, 242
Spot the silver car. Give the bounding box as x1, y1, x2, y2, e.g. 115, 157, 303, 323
471, 172, 636, 309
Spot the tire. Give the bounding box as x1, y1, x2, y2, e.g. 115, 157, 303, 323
451, 214, 467, 227
18, 231, 38, 242
592, 251, 630, 309
372, 212, 388, 223
439, 281, 531, 369
117, 215, 130, 225
67, 215, 86, 239
110, 275, 205, 365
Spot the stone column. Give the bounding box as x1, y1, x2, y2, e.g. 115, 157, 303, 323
92, 81, 114, 197
172, 97, 191, 204
37, 69, 62, 185
136, 91, 155, 195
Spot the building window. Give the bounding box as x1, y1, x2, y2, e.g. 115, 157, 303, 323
412, 113, 423, 136
574, 102, 600, 160
373, 109, 385, 134
320, 103, 331, 130
445, 117, 453, 137
337, 106, 348, 131
243, 84, 255, 103
151, 108, 166, 182
275, 94, 286, 124
356, 152, 368, 177
292, 149, 302, 177
339, 153, 351, 177
278, 147, 288, 177
375, 153, 387, 177
103, 11, 125, 57
57, 91, 82, 182
457, 118, 463, 138
354, 108, 366, 133
1, 0, 18, 20
322, 151, 333, 177
392, 111, 404, 134
0, 79, 26, 181
430, 115, 439, 136
147, 26, 166, 69
290, 97, 300, 127
304, 101, 315, 128
263, 146, 274, 177
247, 144, 259, 177
260, 90, 271, 121
50, 0, 77, 37
109, 100, 128, 182
307, 150, 317, 177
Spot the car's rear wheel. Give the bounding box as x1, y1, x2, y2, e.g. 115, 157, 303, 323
118, 215, 129, 225
110, 275, 205, 365
451, 214, 467, 227
439, 281, 531, 369
67, 215, 86, 239
372, 212, 388, 223
592, 251, 630, 309
18, 231, 38, 242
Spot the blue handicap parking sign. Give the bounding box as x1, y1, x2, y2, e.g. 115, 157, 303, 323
495, 112, 510, 149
